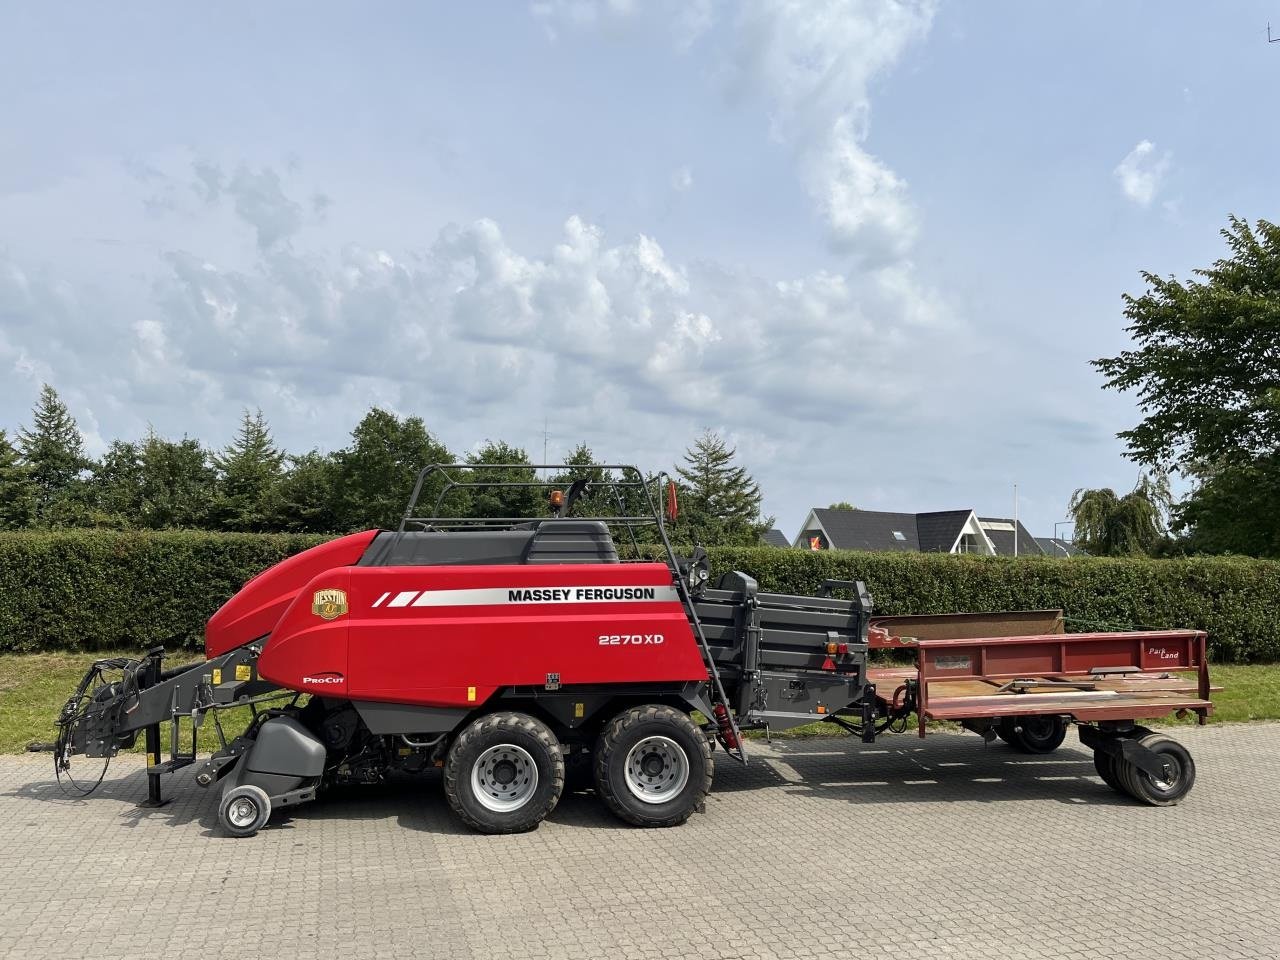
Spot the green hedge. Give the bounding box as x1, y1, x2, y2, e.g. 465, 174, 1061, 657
1, 531, 1278, 662
0, 531, 326, 655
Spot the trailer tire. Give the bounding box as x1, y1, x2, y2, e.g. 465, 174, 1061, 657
1092, 750, 1126, 794
444, 712, 564, 834
1005, 716, 1068, 754
218, 784, 272, 838
1116, 734, 1195, 806
594, 705, 712, 828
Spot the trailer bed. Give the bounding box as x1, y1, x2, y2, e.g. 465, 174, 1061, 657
867, 625, 1215, 738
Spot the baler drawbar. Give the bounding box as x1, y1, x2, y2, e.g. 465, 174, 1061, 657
49, 464, 1213, 835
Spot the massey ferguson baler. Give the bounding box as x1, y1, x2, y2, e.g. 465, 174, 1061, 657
50, 464, 1212, 837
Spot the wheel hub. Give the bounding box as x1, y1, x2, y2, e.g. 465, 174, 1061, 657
471, 744, 539, 813
1150, 755, 1180, 791
228, 798, 258, 828
624, 736, 690, 805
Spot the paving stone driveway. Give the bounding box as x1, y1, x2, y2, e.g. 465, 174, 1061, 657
1, 723, 1276, 960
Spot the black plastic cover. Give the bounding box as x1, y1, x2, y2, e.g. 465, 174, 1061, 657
358, 521, 619, 567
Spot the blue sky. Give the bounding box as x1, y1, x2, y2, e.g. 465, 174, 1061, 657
1, 2, 1277, 540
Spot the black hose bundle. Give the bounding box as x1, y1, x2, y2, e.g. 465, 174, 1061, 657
53, 657, 140, 796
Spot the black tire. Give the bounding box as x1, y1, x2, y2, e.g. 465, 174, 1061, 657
1005, 716, 1068, 754
594, 705, 712, 828
218, 784, 271, 838
443, 712, 564, 834
1093, 750, 1127, 793
1115, 734, 1196, 806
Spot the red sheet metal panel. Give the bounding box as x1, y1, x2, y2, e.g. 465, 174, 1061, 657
916, 630, 1206, 680
907, 629, 1212, 735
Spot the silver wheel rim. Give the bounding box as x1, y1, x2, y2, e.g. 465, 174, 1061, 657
471, 744, 539, 812
228, 796, 259, 828
624, 736, 690, 805
1147, 753, 1180, 792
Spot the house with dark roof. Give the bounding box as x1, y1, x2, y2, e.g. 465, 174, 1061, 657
761, 528, 790, 548
793, 507, 1043, 557
1035, 536, 1087, 557
976, 517, 1042, 556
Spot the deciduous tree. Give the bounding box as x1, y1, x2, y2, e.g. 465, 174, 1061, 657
1094, 216, 1280, 555
333, 409, 453, 530
1068, 474, 1171, 556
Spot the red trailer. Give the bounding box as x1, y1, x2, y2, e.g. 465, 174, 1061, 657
863, 611, 1212, 799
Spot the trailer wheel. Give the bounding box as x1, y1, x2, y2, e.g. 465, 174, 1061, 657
1115, 734, 1196, 806
444, 712, 564, 834
1092, 750, 1126, 794
1005, 716, 1068, 754
218, 784, 272, 838
594, 705, 712, 828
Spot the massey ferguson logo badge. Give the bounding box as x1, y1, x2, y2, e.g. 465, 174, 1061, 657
312, 588, 349, 620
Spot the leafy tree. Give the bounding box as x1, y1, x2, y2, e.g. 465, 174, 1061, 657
548, 444, 666, 550
828, 501, 857, 511
89, 440, 144, 526
1068, 474, 1172, 556
672, 430, 771, 546
466, 440, 540, 519
1094, 216, 1280, 555
333, 408, 453, 530
1174, 455, 1280, 558
17, 384, 90, 524
210, 410, 285, 531
0, 430, 37, 529
138, 432, 216, 529
274, 451, 341, 533
550, 443, 615, 515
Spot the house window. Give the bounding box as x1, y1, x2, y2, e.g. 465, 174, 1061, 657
892, 531, 906, 541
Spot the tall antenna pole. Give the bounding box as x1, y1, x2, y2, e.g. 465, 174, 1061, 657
1013, 482, 1019, 558
541, 416, 552, 479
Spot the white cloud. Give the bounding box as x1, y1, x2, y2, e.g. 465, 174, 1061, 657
536, 0, 935, 258
192, 161, 305, 249
728, 0, 935, 256
670, 166, 694, 192
1113, 140, 1172, 207
0, 158, 960, 476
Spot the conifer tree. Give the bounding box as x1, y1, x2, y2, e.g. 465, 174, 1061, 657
211, 410, 285, 531
673, 430, 771, 546
17, 384, 89, 524
0, 429, 37, 529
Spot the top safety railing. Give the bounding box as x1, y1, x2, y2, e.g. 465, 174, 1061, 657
394, 462, 669, 558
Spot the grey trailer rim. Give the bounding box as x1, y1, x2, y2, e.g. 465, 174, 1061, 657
624, 736, 690, 804
472, 744, 539, 812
